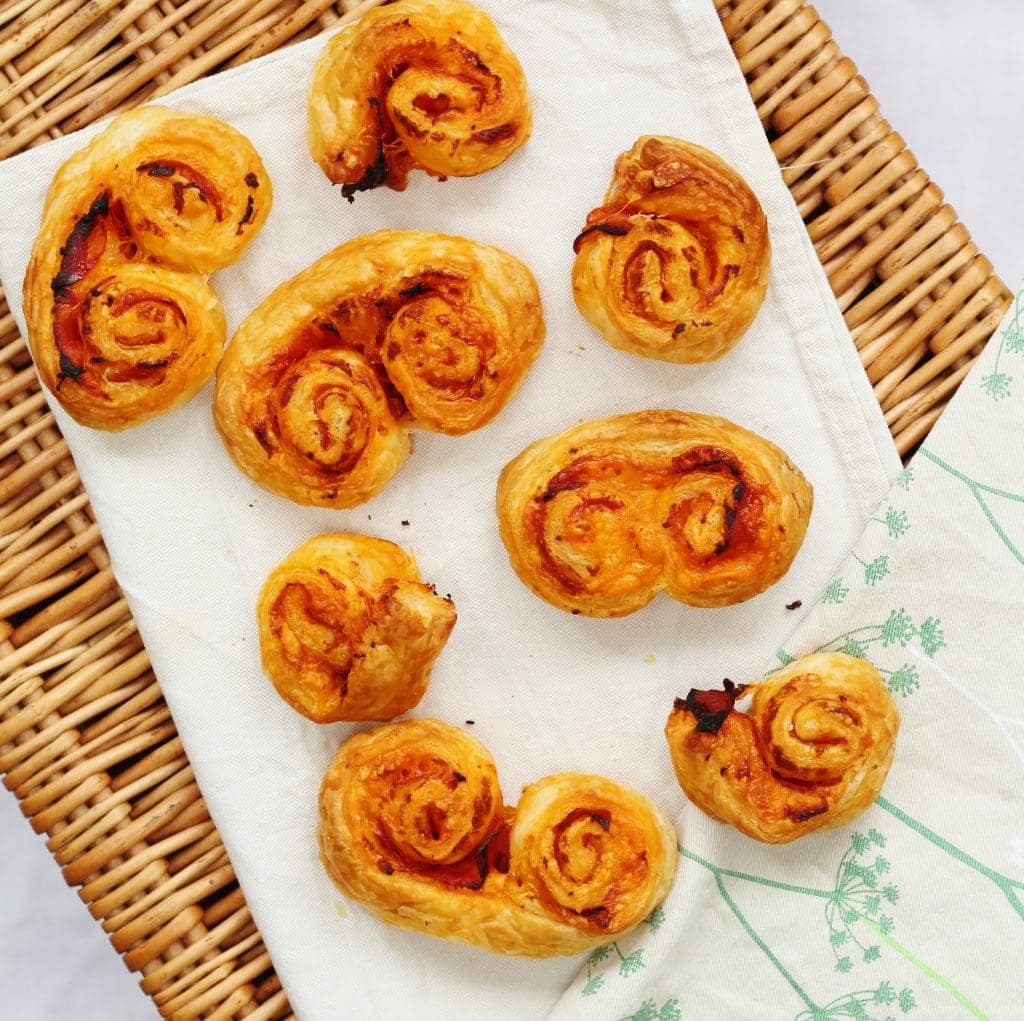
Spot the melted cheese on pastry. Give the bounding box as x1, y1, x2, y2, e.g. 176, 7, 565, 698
665, 653, 899, 843
23, 105, 270, 429
258, 534, 455, 722
497, 410, 812, 616
573, 136, 770, 363
319, 719, 678, 956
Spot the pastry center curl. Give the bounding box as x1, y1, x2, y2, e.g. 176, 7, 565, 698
372, 755, 497, 868
269, 576, 359, 688
383, 290, 494, 397
762, 679, 870, 783
273, 353, 378, 471
533, 456, 662, 597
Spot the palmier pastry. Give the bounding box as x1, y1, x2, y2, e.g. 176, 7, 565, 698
257, 534, 455, 722
23, 105, 271, 429
496, 410, 812, 616
319, 719, 678, 956
665, 653, 899, 843
214, 230, 544, 508
309, 0, 531, 200
573, 136, 770, 363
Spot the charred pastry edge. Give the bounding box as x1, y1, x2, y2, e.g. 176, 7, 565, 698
572, 219, 633, 254
237, 195, 255, 234
340, 99, 390, 202
51, 192, 122, 384
51, 192, 111, 300
672, 678, 748, 734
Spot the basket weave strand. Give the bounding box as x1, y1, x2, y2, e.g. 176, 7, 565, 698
0, 0, 1009, 1017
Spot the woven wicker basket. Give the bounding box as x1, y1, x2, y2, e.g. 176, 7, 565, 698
0, 1, 1010, 1017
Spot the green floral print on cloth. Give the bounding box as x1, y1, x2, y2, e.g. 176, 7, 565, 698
553, 282, 1024, 1020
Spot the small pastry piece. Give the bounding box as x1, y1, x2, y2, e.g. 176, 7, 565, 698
573, 136, 770, 363
309, 0, 531, 200
214, 230, 544, 508
319, 719, 678, 957
497, 410, 812, 617
665, 653, 899, 843
257, 534, 455, 723
23, 105, 271, 430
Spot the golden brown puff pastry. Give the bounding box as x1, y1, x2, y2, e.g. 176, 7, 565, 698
665, 653, 899, 844
257, 534, 455, 723
496, 410, 812, 617
213, 230, 544, 508
22, 105, 271, 430
308, 0, 531, 200
572, 136, 770, 363
319, 719, 678, 957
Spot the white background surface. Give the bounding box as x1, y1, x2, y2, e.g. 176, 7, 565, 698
1, 2, 1020, 1018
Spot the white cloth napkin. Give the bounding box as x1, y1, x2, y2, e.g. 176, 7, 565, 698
0, 1, 899, 1017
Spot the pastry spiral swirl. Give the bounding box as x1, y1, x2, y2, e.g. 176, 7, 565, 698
665, 653, 899, 843
572, 136, 770, 363
214, 230, 544, 508
257, 534, 455, 722
23, 106, 271, 429
318, 719, 678, 956
496, 410, 812, 616
309, 0, 531, 200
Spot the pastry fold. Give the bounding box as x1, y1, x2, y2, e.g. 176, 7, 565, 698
665, 653, 899, 843
257, 534, 455, 722
309, 0, 531, 199
213, 230, 544, 507
318, 719, 678, 957
23, 105, 270, 429
573, 136, 770, 363
496, 410, 812, 616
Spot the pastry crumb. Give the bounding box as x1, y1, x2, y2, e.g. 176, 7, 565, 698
333, 900, 348, 918
643, 654, 656, 664
785, 599, 802, 610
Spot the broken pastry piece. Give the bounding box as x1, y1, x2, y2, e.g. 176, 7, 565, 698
257, 534, 455, 722
665, 652, 899, 843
